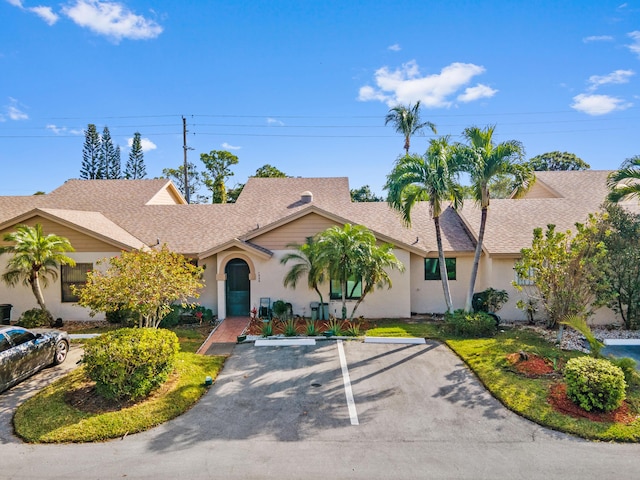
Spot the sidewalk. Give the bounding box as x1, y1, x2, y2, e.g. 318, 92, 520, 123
198, 317, 249, 356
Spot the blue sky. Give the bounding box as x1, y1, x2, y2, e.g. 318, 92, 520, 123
1, 0, 639, 198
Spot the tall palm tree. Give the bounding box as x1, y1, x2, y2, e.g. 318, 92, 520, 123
608, 155, 640, 203
385, 101, 437, 154
0, 224, 75, 324
385, 137, 463, 313
457, 125, 533, 312
349, 242, 404, 320
316, 224, 376, 320
281, 236, 327, 320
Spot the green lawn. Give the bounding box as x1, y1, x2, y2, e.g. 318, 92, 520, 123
365, 320, 640, 442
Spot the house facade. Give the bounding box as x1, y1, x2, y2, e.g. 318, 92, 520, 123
0, 171, 626, 325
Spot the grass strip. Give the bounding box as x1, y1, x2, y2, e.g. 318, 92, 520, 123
14, 352, 225, 443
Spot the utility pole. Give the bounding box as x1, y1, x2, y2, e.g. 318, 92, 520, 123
182, 116, 190, 204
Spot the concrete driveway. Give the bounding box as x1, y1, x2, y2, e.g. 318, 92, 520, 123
2, 340, 640, 479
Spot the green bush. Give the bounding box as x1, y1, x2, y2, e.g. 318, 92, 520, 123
105, 307, 136, 326
158, 305, 181, 328
17, 308, 51, 328
83, 328, 179, 401
472, 288, 509, 313
607, 356, 639, 387
563, 357, 626, 412
443, 310, 496, 338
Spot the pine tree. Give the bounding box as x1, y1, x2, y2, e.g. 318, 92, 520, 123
100, 126, 121, 179
80, 124, 103, 179
124, 132, 147, 179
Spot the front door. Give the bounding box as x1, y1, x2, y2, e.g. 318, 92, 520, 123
226, 259, 250, 317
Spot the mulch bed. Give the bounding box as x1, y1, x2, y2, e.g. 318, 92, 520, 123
505, 352, 556, 377
245, 317, 372, 336
548, 383, 636, 425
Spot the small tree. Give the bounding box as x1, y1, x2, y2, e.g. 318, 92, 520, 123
100, 126, 121, 179
75, 245, 204, 328
527, 151, 590, 171
597, 204, 640, 329
514, 216, 608, 328
0, 224, 75, 325
253, 164, 288, 178
200, 150, 239, 204
162, 163, 205, 202
124, 132, 147, 179
350, 185, 384, 202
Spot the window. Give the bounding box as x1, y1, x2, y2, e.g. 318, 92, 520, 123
424, 258, 456, 281
514, 266, 535, 286
330, 275, 362, 300
6, 328, 35, 346
61, 263, 92, 302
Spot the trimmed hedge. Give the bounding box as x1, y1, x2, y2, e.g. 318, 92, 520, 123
564, 356, 626, 412
443, 310, 496, 338
83, 328, 179, 401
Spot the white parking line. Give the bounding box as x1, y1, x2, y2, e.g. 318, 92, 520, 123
337, 340, 359, 426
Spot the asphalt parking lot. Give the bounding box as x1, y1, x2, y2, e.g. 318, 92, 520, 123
2, 340, 640, 479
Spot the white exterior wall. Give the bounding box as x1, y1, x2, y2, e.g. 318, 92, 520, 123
410, 254, 472, 314
197, 256, 219, 316
242, 248, 411, 320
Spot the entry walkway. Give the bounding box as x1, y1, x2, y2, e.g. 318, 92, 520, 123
198, 316, 249, 356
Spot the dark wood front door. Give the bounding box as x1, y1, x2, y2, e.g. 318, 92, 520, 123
226, 259, 250, 317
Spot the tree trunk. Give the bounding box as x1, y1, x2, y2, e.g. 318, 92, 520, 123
465, 206, 488, 312
314, 287, 325, 320
434, 216, 453, 313
30, 271, 54, 325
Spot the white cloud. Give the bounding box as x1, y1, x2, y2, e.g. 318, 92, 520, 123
583, 35, 614, 43
62, 0, 163, 42
3, 98, 28, 121
127, 136, 157, 152
387, 44, 401, 51
571, 93, 632, 115
221, 142, 241, 150
29, 6, 59, 25
627, 31, 640, 58
358, 60, 492, 108
457, 84, 498, 103
6, 0, 23, 7
266, 117, 284, 126
587, 69, 635, 90
46, 124, 65, 134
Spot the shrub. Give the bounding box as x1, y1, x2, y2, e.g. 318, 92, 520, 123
608, 356, 639, 387
284, 318, 297, 337
158, 305, 181, 328
443, 310, 496, 338
563, 357, 626, 412
261, 321, 273, 337
305, 319, 318, 336
17, 308, 51, 328
105, 306, 136, 326
472, 288, 509, 313
83, 328, 179, 401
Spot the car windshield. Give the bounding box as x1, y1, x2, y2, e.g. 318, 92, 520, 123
0, 335, 10, 353
6, 329, 36, 346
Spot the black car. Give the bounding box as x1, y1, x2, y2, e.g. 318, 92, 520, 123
0, 326, 70, 393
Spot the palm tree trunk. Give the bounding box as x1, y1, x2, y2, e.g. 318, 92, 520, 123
314, 286, 325, 320
434, 217, 453, 313
341, 280, 347, 320
30, 271, 54, 325
465, 206, 488, 312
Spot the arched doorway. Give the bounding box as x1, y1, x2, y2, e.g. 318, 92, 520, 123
225, 258, 250, 317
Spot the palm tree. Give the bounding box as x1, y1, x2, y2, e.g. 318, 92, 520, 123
385, 137, 463, 313
0, 224, 75, 324
385, 101, 437, 154
608, 155, 640, 203
457, 125, 533, 312
281, 236, 327, 320
316, 224, 376, 320
349, 242, 404, 320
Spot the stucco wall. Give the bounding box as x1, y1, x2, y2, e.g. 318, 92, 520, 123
410, 254, 472, 314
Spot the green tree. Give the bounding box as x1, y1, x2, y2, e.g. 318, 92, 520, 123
162, 163, 206, 203
80, 124, 103, 179
124, 132, 146, 179
513, 217, 608, 328
254, 164, 288, 178
100, 126, 121, 179
281, 237, 327, 320
348, 241, 404, 320
75, 245, 204, 328
385, 101, 437, 154
527, 151, 590, 171
0, 224, 75, 325
385, 137, 463, 313
200, 150, 239, 204
457, 125, 533, 312
350, 185, 384, 202
608, 155, 640, 203
598, 204, 640, 329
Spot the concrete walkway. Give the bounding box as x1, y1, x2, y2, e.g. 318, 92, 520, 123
198, 316, 249, 356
